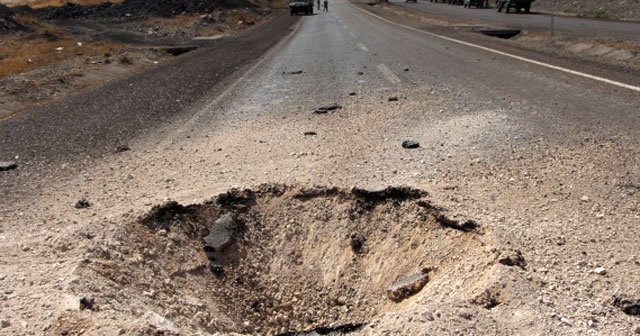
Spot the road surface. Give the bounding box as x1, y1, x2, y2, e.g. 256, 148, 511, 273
0, 1, 638, 335
391, 0, 640, 39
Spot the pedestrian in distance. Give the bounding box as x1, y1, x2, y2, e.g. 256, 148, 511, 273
323, 0, 328, 12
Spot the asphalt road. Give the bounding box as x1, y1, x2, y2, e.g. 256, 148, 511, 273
390, 0, 640, 39
1, 0, 638, 187
187, 0, 639, 143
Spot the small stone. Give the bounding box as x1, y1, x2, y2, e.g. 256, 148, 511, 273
560, 317, 572, 326
75, 198, 91, 209
387, 271, 429, 302
314, 104, 342, 114
593, 267, 607, 275
20, 322, 27, 328
580, 196, 590, 202
20, 245, 30, 252
634, 326, 640, 334
388, 96, 398, 102
157, 229, 168, 236
576, 260, 586, 267
350, 233, 365, 254
349, 92, 357, 96
0, 162, 17, 172
401, 140, 419, 149
404, 68, 410, 71
116, 144, 130, 153
1, 320, 10, 328
79, 297, 96, 311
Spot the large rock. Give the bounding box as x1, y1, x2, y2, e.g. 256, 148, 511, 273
203, 213, 239, 261
387, 271, 429, 302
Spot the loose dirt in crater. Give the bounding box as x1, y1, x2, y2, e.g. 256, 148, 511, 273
64, 184, 509, 335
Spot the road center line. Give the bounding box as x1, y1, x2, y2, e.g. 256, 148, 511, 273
357, 43, 369, 51
351, 3, 640, 93
377, 64, 402, 84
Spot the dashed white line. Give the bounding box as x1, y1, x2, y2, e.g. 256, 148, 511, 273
351, 3, 640, 93
357, 43, 369, 52
377, 64, 402, 84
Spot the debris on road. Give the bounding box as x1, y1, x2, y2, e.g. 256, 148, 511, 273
498, 249, 527, 269
0, 161, 17, 171
613, 296, 640, 316
116, 144, 130, 153
349, 92, 357, 96
283, 70, 304, 75
314, 104, 342, 114
401, 140, 419, 149
350, 232, 365, 254
388, 96, 398, 102
593, 267, 607, 275
74, 198, 92, 209
387, 270, 430, 302
303, 131, 317, 136
79, 296, 96, 311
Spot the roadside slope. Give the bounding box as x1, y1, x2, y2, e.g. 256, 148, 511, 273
0, 12, 298, 168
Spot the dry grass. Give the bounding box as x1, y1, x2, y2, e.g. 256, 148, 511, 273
0, 35, 125, 78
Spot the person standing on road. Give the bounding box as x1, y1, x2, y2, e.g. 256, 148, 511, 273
323, 0, 328, 12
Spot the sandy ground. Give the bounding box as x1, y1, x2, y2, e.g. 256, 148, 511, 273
0, 0, 639, 335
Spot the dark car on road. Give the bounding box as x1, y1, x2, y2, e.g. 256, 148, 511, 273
289, 0, 313, 15
497, 0, 533, 13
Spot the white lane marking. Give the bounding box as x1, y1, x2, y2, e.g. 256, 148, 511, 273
377, 64, 402, 84
193, 35, 226, 41
351, 4, 640, 93
357, 43, 369, 51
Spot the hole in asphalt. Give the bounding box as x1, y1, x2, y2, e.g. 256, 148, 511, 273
84, 185, 492, 335
164, 45, 199, 56
477, 29, 522, 39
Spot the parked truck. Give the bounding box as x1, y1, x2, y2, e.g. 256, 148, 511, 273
289, 0, 314, 15
497, 0, 533, 13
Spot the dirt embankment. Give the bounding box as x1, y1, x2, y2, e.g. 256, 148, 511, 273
534, 0, 640, 20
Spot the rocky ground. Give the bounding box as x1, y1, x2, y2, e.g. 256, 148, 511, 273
0, 0, 639, 335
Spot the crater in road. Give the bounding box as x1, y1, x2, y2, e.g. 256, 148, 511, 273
75, 185, 512, 335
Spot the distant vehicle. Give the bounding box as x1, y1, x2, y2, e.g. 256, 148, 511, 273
289, 0, 314, 15
497, 0, 532, 13
464, 0, 485, 8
